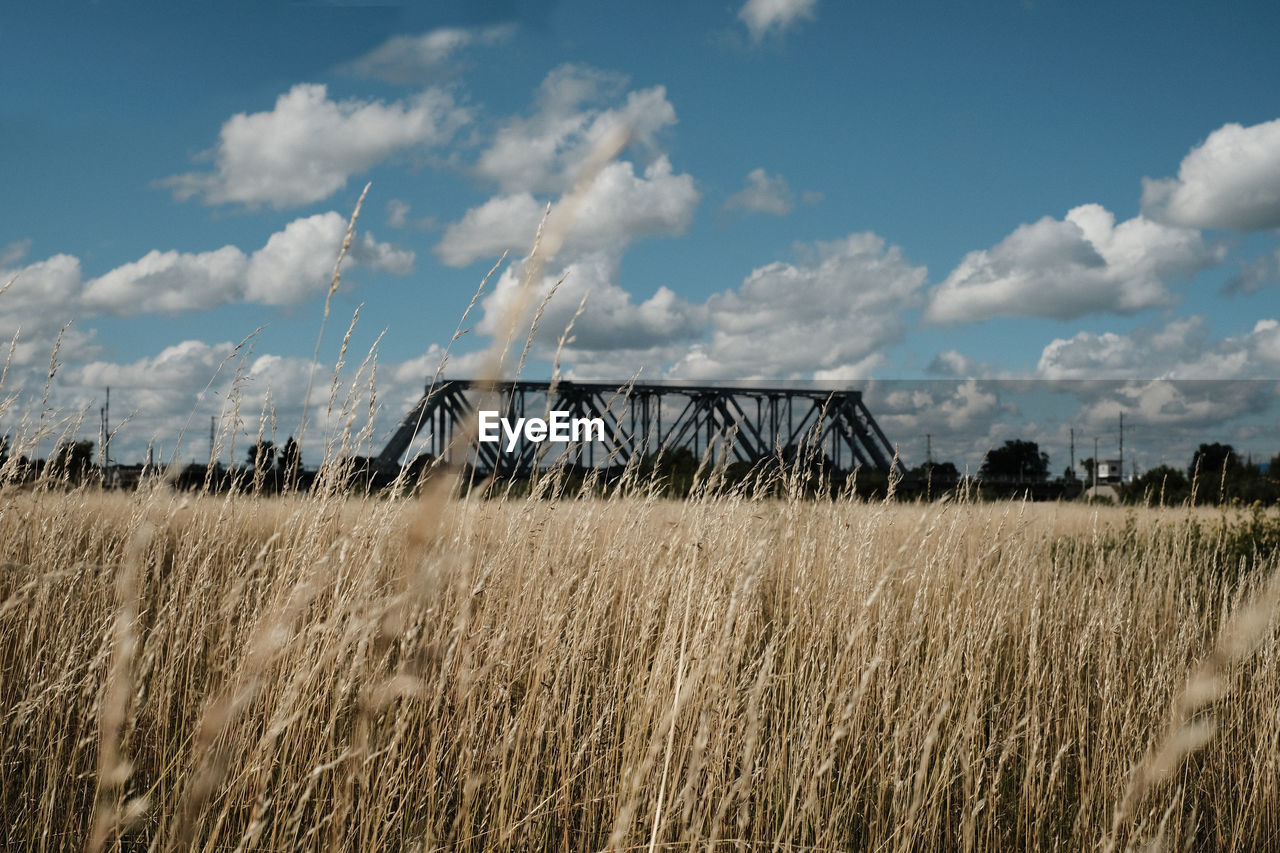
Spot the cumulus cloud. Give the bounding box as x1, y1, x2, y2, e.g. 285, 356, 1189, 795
476, 251, 707, 362
473, 64, 678, 195
161, 84, 469, 209
391, 345, 493, 389
0, 212, 413, 397
342, 24, 515, 85
74, 340, 237, 408
860, 380, 1021, 471
55, 335, 444, 466
1, 253, 83, 326
723, 168, 795, 216
81, 213, 412, 314
925, 204, 1220, 324
669, 232, 926, 379
82, 247, 250, 315
1036, 316, 1280, 380
438, 156, 698, 266
437, 194, 546, 267
0, 253, 92, 365
738, 0, 818, 40
460, 231, 924, 381
1142, 117, 1280, 231
1075, 381, 1275, 436
246, 212, 414, 304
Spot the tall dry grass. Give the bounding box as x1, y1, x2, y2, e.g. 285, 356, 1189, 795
3, 480, 1280, 851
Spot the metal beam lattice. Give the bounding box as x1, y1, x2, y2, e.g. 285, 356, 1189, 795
377, 380, 907, 480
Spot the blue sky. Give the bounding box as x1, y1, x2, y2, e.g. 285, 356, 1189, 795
3, 0, 1280, 472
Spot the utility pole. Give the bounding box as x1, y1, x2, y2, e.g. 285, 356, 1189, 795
99, 396, 107, 468
1070, 427, 1075, 477
1118, 412, 1124, 484
924, 433, 934, 501
1093, 436, 1099, 491
210, 416, 216, 466
97, 386, 113, 483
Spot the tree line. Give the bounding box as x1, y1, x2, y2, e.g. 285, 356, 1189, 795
912, 438, 1280, 505
3, 433, 1278, 505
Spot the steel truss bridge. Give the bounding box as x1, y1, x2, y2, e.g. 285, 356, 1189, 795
377, 379, 907, 481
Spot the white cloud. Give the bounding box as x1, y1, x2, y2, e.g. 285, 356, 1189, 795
1075, 380, 1273, 434
1036, 316, 1280, 379
81, 213, 412, 314
925, 204, 1220, 324
0, 217, 413, 439
58, 337, 414, 466
437, 194, 547, 267
862, 380, 1020, 471
246, 212, 414, 304
723, 168, 795, 216
473, 65, 678, 195
391, 345, 492, 388
0, 254, 91, 364
477, 251, 707, 360
438, 156, 698, 266
669, 232, 926, 379
738, 0, 818, 40
1142, 117, 1280, 231
934, 380, 1003, 431
74, 340, 236, 403
161, 83, 469, 209
342, 24, 515, 85
459, 231, 923, 381
1, 253, 83, 327
83, 246, 251, 315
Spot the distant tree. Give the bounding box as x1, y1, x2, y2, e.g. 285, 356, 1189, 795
0, 435, 8, 468
1189, 443, 1241, 481
910, 459, 961, 499
1187, 443, 1280, 504
912, 458, 959, 484
980, 440, 1049, 483
1122, 464, 1191, 506
279, 437, 302, 489
49, 440, 95, 484
248, 439, 276, 469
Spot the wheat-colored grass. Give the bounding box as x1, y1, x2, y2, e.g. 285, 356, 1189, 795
2, 480, 1279, 851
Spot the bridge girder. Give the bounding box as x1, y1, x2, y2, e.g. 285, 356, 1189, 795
377, 379, 907, 480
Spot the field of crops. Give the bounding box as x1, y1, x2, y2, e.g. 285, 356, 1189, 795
4, 479, 1280, 851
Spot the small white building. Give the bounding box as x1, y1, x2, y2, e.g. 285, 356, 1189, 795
1095, 459, 1123, 484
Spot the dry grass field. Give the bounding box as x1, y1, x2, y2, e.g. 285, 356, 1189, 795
3, 477, 1280, 851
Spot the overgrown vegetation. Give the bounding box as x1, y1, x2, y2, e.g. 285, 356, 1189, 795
3, 478, 1280, 851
